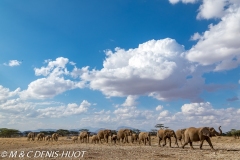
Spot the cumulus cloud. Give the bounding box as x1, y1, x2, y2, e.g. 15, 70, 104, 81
122, 95, 138, 107
4, 60, 22, 67
0, 98, 33, 113
184, 1, 240, 71
169, 0, 198, 4
36, 100, 91, 118
0, 85, 20, 103
20, 57, 87, 99
181, 102, 214, 116
190, 32, 201, 41
156, 105, 163, 111
197, 0, 226, 19
154, 102, 240, 130
159, 110, 170, 117
81, 38, 211, 101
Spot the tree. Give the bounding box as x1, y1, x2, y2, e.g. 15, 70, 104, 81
155, 124, 164, 129
111, 130, 117, 135
150, 129, 157, 136
231, 129, 240, 139
0, 128, 20, 137
132, 129, 140, 134
69, 131, 79, 135
56, 129, 70, 137
79, 129, 89, 132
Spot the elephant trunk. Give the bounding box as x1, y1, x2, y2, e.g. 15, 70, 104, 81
148, 133, 151, 146
173, 133, 179, 147
217, 126, 222, 136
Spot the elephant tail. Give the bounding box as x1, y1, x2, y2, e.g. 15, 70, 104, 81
218, 126, 222, 136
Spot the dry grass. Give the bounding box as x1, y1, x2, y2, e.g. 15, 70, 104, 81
0, 136, 240, 159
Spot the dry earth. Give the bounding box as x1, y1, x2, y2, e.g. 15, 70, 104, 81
0, 136, 240, 160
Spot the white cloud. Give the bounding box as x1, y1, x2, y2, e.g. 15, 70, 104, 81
0, 85, 20, 103
4, 60, 22, 67
169, 0, 198, 4
159, 110, 170, 117
186, 2, 240, 71
190, 32, 201, 41
81, 38, 209, 101
156, 105, 163, 111
197, 0, 226, 19
34, 57, 69, 76
122, 95, 138, 107
181, 102, 214, 116
36, 100, 91, 118
20, 57, 87, 99
63, 100, 91, 116
0, 98, 33, 113
154, 102, 240, 130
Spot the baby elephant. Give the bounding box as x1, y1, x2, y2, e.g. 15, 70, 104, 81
72, 136, 78, 143
45, 135, 52, 142
91, 135, 99, 144
111, 134, 118, 144
131, 133, 139, 143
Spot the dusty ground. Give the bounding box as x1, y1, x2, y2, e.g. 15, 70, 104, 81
0, 136, 240, 160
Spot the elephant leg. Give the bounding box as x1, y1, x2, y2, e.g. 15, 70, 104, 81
162, 137, 167, 146
205, 137, 215, 150
105, 136, 108, 143
179, 138, 183, 145
126, 136, 129, 143
189, 142, 194, 149
199, 140, 204, 149
181, 141, 188, 149
169, 137, 172, 147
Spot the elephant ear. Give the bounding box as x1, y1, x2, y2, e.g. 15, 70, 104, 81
201, 127, 211, 137
181, 129, 186, 134
164, 130, 171, 136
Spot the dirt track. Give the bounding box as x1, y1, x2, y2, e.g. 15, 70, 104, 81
0, 136, 240, 160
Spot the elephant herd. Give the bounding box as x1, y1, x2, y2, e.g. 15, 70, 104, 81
27, 132, 59, 142
27, 126, 222, 150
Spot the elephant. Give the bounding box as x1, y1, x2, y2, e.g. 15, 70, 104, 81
91, 135, 99, 144
182, 126, 222, 150
131, 133, 139, 143
117, 129, 132, 143
111, 134, 118, 144
37, 133, 45, 141
138, 132, 151, 145
157, 129, 179, 147
97, 129, 112, 143
176, 129, 186, 145
52, 133, 59, 141
45, 135, 52, 141
72, 136, 78, 143
27, 132, 36, 141
79, 131, 90, 143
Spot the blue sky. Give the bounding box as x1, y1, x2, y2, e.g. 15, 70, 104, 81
0, 0, 239, 132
